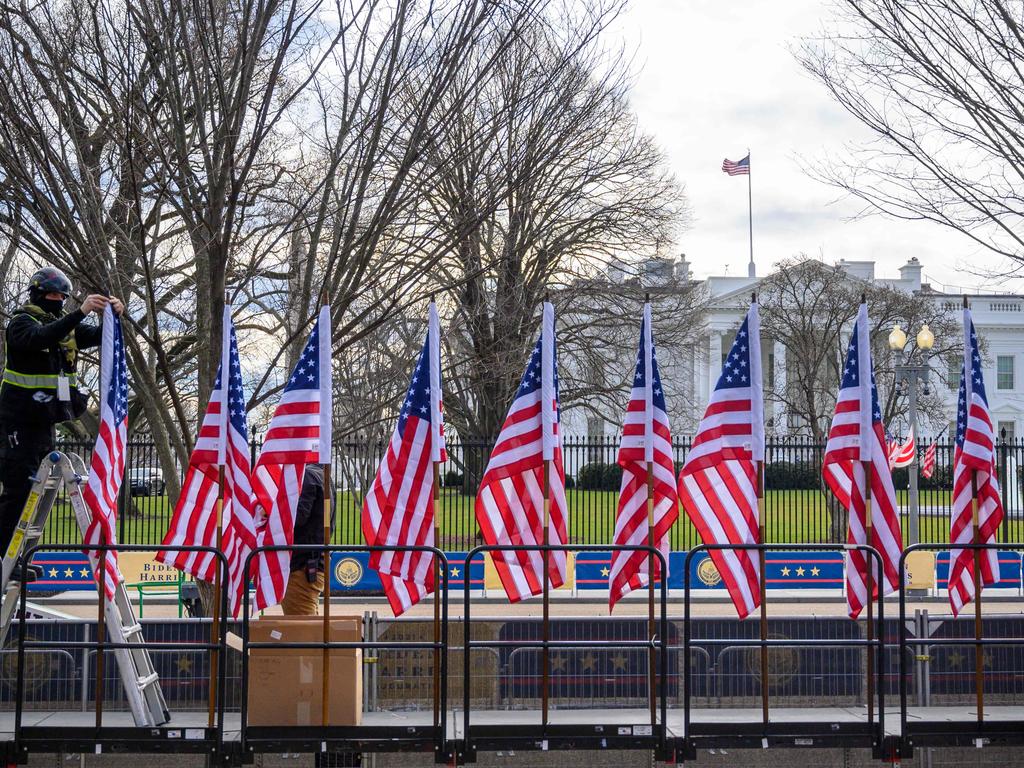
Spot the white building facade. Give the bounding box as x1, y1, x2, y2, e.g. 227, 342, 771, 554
561, 256, 1024, 442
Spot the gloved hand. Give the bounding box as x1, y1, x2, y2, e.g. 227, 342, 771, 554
305, 559, 319, 584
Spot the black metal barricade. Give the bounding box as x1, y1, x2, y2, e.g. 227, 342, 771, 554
459, 544, 670, 763
897, 542, 1024, 757
13, 542, 230, 761
239, 544, 451, 762
679, 543, 888, 760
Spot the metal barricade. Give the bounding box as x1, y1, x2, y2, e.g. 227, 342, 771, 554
460, 543, 670, 761
681, 543, 887, 758
239, 543, 450, 761
13, 542, 229, 758
898, 542, 1024, 755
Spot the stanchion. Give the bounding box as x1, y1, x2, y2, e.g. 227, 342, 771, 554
971, 471, 984, 722
95, 534, 107, 730
863, 460, 875, 725
321, 463, 332, 728
757, 461, 769, 726
208, 466, 225, 728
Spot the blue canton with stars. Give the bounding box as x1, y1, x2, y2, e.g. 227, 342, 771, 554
107, 313, 129, 423
285, 316, 323, 392
515, 331, 561, 419
956, 318, 988, 446
631, 317, 667, 412
213, 323, 249, 437
715, 316, 754, 392
397, 330, 437, 434
839, 318, 883, 422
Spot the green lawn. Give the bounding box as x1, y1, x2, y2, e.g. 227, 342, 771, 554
41, 488, 1023, 550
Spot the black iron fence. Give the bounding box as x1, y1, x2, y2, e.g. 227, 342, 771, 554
43, 436, 1024, 551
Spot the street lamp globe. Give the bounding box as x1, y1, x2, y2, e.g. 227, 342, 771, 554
916, 324, 935, 351
888, 324, 907, 351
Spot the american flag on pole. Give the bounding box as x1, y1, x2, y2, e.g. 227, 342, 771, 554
722, 155, 750, 176
82, 304, 128, 600
475, 302, 568, 602
608, 304, 678, 612
822, 303, 904, 619
948, 307, 1004, 616
921, 439, 938, 480
888, 427, 916, 469
251, 306, 332, 611
362, 302, 447, 616
678, 301, 764, 619
158, 307, 256, 618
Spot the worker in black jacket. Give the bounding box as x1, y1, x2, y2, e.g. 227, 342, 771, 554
280, 464, 337, 615
0, 267, 124, 564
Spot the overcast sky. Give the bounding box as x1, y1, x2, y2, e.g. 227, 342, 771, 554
613, 0, 1024, 293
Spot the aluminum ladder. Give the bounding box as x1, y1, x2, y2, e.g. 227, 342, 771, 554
0, 451, 170, 726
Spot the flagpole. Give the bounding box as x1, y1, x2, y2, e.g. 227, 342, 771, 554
757, 460, 768, 726
209, 295, 230, 730
959, 296, 985, 722
319, 298, 333, 730
748, 292, 768, 724
747, 149, 754, 278
642, 295, 657, 726
541, 296, 553, 730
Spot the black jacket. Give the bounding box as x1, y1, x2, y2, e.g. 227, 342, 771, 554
291, 465, 337, 573
0, 308, 101, 425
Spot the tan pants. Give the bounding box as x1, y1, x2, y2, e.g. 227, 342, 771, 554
280, 568, 325, 615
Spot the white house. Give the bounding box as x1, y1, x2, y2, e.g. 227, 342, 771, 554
561, 255, 1024, 442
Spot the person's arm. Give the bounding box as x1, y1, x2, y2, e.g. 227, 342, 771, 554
74, 321, 103, 350
6, 311, 88, 352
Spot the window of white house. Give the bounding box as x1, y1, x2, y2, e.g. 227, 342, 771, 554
997, 355, 1015, 390
767, 351, 775, 388
947, 357, 960, 391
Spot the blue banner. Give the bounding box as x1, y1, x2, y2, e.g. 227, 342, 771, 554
936, 551, 1021, 589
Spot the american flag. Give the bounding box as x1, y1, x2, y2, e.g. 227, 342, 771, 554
609, 304, 678, 612
722, 155, 750, 176
475, 302, 568, 602
158, 307, 256, 618
948, 306, 1004, 616
82, 305, 128, 600
822, 304, 904, 619
251, 306, 332, 611
678, 301, 764, 619
888, 427, 916, 469
921, 439, 938, 479
362, 302, 447, 616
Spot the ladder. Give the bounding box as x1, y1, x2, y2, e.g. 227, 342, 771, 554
0, 451, 170, 727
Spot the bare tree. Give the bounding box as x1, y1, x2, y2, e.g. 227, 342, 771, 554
760, 258, 960, 443
424, 0, 688, 442
797, 0, 1024, 275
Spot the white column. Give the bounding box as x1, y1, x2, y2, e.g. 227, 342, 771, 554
774, 341, 787, 434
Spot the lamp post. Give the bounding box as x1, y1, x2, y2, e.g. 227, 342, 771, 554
889, 323, 935, 545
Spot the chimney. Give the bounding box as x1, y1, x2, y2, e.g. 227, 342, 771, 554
676, 253, 690, 282
899, 257, 923, 291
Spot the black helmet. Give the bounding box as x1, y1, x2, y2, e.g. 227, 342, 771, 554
28, 266, 73, 298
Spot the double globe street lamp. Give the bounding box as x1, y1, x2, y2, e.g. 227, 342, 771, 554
888, 322, 935, 545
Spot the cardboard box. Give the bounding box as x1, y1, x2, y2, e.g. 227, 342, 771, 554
247, 616, 363, 726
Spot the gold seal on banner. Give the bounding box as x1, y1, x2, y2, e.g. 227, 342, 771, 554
334, 557, 363, 587
697, 557, 722, 587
